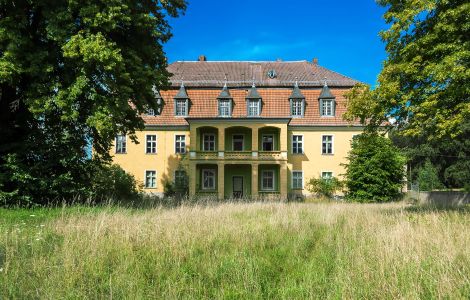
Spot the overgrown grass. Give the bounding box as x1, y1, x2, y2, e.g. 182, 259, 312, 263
1, 202, 469, 299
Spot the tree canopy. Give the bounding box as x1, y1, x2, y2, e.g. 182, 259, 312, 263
0, 0, 186, 204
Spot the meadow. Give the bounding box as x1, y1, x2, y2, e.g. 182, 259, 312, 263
1, 201, 469, 299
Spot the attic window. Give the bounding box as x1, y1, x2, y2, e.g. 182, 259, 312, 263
175, 99, 188, 116
218, 99, 231, 117
247, 99, 260, 116
146, 108, 155, 116
321, 99, 334, 116
291, 99, 304, 117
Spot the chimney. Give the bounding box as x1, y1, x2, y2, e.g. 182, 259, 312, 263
312, 58, 318, 64
198, 55, 207, 62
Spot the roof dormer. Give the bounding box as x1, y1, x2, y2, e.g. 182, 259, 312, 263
174, 82, 189, 116
218, 82, 233, 117
318, 82, 336, 117
289, 81, 305, 117
246, 82, 262, 117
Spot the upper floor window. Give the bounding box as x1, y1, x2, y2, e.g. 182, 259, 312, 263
146, 135, 157, 154
292, 135, 303, 154
261, 170, 275, 190
233, 134, 244, 151
322, 135, 333, 154
175, 135, 186, 154
202, 169, 216, 190
262, 135, 274, 151
321, 99, 335, 116
203, 134, 215, 151
218, 99, 231, 117
291, 99, 304, 117
175, 99, 188, 116
145, 170, 156, 188
292, 171, 303, 189
247, 99, 260, 117
115, 135, 126, 154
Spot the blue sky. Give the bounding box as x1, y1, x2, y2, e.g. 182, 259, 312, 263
164, 0, 389, 86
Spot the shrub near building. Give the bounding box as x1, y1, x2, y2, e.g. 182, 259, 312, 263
343, 133, 405, 202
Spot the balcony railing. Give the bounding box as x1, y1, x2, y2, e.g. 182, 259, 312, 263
189, 151, 287, 161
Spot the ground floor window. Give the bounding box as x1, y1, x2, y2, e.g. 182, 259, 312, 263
261, 170, 275, 190
202, 169, 216, 190
292, 171, 303, 189
174, 170, 187, 187
145, 170, 156, 188
321, 171, 333, 179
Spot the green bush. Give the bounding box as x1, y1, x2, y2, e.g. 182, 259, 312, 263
417, 160, 444, 191
91, 164, 142, 202
306, 176, 343, 198
343, 133, 405, 202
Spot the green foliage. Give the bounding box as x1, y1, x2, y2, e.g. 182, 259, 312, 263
344, 133, 406, 202
0, 0, 186, 205
306, 176, 343, 198
417, 160, 443, 191
163, 169, 189, 198
91, 164, 142, 202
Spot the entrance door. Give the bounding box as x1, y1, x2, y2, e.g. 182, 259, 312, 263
232, 176, 243, 198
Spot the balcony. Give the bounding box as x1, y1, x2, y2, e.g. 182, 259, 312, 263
189, 150, 287, 161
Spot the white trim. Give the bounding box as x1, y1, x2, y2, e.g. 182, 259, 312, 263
261, 169, 275, 191
291, 134, 304, 154
232, 133, 245, 151
144, 170, 157, 189
321, 134, 334, 155
202, 133, 216, 151
144, 134, 157, 154
201, 168, 216, 190
115, 134, 127, 154
261, 134, 275, 151
174, 134, 186, 154
291, 170, 304, 189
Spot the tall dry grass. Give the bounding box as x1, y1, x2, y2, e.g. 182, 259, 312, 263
1, 202, 469, 299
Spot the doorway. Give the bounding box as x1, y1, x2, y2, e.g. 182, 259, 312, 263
232, 176, 243, 198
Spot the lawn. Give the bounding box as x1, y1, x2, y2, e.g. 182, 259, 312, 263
1, 202, 469, 299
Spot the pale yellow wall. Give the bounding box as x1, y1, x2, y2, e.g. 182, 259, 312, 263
287, 129, 362, 195
111, 130, 190, 194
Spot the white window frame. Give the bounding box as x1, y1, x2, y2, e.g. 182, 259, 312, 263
146, 108, 155, 116
145, 134, 157, 154
218, 99, 231, 117
292, 134, 304, 154
202, 169, 216, 190
144, 170, 157, 189
262, 134, 275, 151
292, 170, 304, 189
321, 135, 334, 155
321, 99, 334, 117
261, 170, 275, 191
247, 99, 260, 117
175, 99, 187, 116
174, 170, 187, 186
203, 133, 216, 151
321, 171, 333, 179
291, 99, 303, 117
232, 134, 244, 151
175, 134, 186, 154
115, 134, 127, 154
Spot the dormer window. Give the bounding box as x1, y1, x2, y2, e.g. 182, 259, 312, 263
319, 82, 336, 117
174, 82, 189, 117
289, 81, 305, 118
247, 99, 260, 117
146, 108, 155, 116
246, 82, 262, 117
218, 99, 231, 117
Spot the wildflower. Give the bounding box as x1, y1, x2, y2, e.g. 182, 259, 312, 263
29, 214, 35, 217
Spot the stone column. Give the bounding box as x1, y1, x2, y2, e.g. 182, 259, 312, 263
217, 163, 225, 200
190, 125, 198, 150
251, 163, 258, 200
189, 163, 196, 198
251, 126, 259, 152
217, 126, 225, 152
279, 163, 288, 200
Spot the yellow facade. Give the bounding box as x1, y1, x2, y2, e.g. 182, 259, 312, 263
111, 122, 363, 199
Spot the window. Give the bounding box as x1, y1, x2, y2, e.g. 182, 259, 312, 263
146, 135, 157, 154
145, 170, 156, 188
233, 135, 244, 151
291, 99, 303, 117
218, 99, 231, 117
115, 135, 126, 153
322, 135, 333, 154
146, 108, 155, 116
174, 170, 187, 187
203, 134, 215, 151
247, 99, 260, 116
292, 171, 303, 189
202, 169, 216, 190
262, 135, 274, 151
322, 172, 333, 179
175, 99, 187, 116
292, 135, 303, 154
321, 99, 334, 116
262, 170, 275, 190
175, 135, 186, 154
